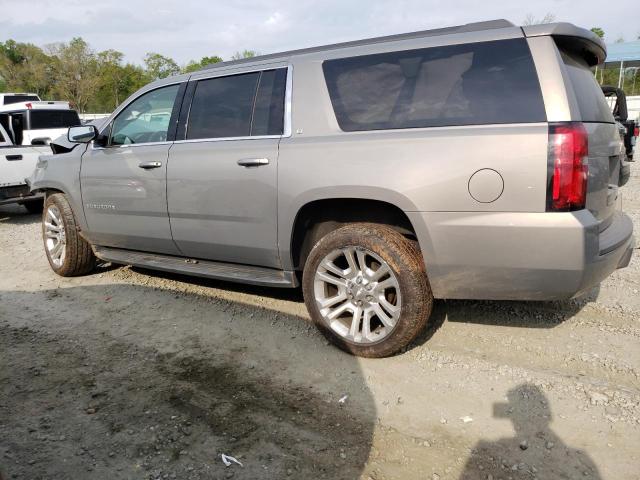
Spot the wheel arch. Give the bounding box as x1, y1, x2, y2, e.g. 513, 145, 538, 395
285, 194, 424, 272
34, 183, 89, 234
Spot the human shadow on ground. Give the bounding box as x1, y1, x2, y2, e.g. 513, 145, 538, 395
459, 383, 601, 479
0, 283, 375, 480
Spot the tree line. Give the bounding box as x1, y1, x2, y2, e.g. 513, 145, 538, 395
1, 24, 638, 114
0, 38, 256, 113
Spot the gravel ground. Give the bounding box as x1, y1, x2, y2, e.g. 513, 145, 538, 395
1, 167, 639, 480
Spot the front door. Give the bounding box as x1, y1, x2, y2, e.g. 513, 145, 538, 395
80, 83, 182, 254
167, 67, 288, 268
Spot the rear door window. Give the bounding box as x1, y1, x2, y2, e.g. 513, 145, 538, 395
251, 69, 287, 136
322, 38, 546, 132
559, 49, 614, 123
187, 73, 260, 140
186, 68, 287, 140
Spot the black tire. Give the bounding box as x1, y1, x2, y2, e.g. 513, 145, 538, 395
302, 223, 433, 358
43, 193, 96, 276
23, 199, 44, 214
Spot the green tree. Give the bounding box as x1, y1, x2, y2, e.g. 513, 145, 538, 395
590, 27, 605, 38
182, 55, 223, 73
47, 37, 99, 113
0, 40, 55, 97
231, 50, 258, 60
144, 52, 180, 80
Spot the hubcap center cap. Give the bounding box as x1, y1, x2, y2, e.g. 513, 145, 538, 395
349, 276, 375, 305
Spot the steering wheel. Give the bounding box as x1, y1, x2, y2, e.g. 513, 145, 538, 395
148, 130, 167, 143
112, 133, 134, 145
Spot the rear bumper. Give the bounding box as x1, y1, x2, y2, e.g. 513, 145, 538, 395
407, 209, 634, 300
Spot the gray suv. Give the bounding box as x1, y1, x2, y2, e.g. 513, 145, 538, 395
31, 19, 634, 357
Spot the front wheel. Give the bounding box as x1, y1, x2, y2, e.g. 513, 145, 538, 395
302, 223, 433, 358
43, 193, 96, 276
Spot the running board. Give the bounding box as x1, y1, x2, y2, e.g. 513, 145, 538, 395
93, 246, 298, 288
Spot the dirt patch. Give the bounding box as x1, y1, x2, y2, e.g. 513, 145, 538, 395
0, 323, 372, 480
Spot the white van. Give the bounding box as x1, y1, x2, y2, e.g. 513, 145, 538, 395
0, 100, 81, 145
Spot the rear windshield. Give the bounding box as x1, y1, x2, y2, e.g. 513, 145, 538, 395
559, 49, 614, 123
3, 95, 39, 105
322, 38, 546, 132
27, 110, 81, 130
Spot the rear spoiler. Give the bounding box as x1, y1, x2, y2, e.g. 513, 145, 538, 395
522, 23, 606, 66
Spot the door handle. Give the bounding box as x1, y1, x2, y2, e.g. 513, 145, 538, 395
138, 161, 162, 169
6, 154, 22, 161
237, 158, 269, 167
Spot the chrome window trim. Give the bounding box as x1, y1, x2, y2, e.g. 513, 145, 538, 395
173, 135, 281, 145
92, 65, 293, 149
91, 140, 172, 151
283, 64, 292, 138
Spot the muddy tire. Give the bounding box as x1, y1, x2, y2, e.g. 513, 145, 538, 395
23, 200, 44, 214
302, 223, 433, 358
42, 193, 96, 277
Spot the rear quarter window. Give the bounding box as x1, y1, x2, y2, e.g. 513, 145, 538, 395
322, 38, 546, 132
559, 50, 614, 124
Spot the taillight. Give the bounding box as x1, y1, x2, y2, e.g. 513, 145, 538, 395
634, 126, 639, 138
25, 102, 32, 109
547, 122, 588, 211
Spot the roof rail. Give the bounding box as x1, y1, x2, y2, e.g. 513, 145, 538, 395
199, 19, 516, 72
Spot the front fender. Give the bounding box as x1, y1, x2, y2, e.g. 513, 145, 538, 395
30, 146, 88, 232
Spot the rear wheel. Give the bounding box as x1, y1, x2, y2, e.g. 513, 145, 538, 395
43, 193, 96, 276
302, 223, 433, 358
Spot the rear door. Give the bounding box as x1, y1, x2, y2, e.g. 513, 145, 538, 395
167, 66, 288, 268
556, 40, 621, 227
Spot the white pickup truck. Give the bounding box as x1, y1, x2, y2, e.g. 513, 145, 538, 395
0, 100, 81, 146
0, 122, 48, 211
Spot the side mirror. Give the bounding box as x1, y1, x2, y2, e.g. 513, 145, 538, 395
31, 137, 51, 146
68, 125, 97, 143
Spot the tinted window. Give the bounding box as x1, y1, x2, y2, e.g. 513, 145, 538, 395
251, 69, 287, 136
0, 127, 5, 143
187, 73, 259, 139
323, 39, 546, 131
3, 95, 39, 105
28, 110, 81, 129
111, 84, 180, 146
559, 50, 614, 123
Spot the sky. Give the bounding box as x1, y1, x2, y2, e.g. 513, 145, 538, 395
0, 0, 637, 66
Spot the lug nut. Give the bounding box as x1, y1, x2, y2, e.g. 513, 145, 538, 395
366, 295, 373, 302
357, 300, 363, 306
365, 284, 372, 291
356, 277, 362, 284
